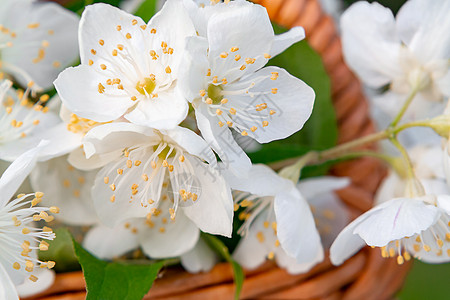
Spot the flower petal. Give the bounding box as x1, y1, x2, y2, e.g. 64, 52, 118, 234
0, 263, 19, 300
124, 88, 188, 130
225, 66, 315, 143
223, 164, 291, 197
16, 269, 54, 299
274, 187, 324, 265
180, 238, 218, 273
329, 218, 367, 266
138, 212, 200, 258
30, 155, 98, 226
270, 27, 305, 58
54, 65, 134, 122
340, 1, 402, 87
83, 122, 157, 159
354, 198, 440, 247
296, 176, 349, 199
181, 156, 233, 237
195, 103, 251, 176
83, 223, 140, 260
0, 142, 46, 206
177, 36, 210, 102
163, 126, 216, 165
0, 0, 79, 90
206, 2, 273, 81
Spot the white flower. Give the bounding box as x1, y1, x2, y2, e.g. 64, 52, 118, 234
179, 0, 315, 174
330, 195, 450, 266
0, 145, 58, 300
54, 1, 196, 129
228, 164, 323, 274
0, 0, 79, 91
376, 144, 450, 206
30, 155, 98, 226
341, 0, 450, 117
0, 80, 80, 162
297, 176, 350, 249
76, 122, 233, 239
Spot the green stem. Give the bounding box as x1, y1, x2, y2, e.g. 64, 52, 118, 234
389, 89, 418, 128
393, 120, 433, 134
316, 130, 390, 162
389, 137, 415, 180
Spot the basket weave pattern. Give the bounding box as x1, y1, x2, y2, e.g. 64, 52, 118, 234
27, 0, 411, 299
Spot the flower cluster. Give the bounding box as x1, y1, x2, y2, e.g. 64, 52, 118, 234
1, 0, 450, 298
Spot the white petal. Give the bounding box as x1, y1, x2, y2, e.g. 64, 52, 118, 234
124, 89, 188, 130
83, 122, 157, 158
83, 223, 140, 260
270, 27, 305, 58
206, 2, 273, 81
437, 195, 450, 215
329, 218, 367, 266
299, 177, 350, 249
138, 212, 200, 258
223, 164, 291, 197
340, 1, 402, 87
195, 103, 251, 176
296, 176, 349, 199
353, 198, 440, 247
30, 155, 99, 226
181, 156, 233, 237
0, 0, 79, 90
405, 0, 450, 62
274, 187, 324, 265
180, 238, 218, 273
92, 160, 150, 227
275, 247, 321, 274
0, 263, 19, 300
163, 126, 216, 165
16, 269, 55, 299
148, 0, 196, 73
0, 142, 46, 206
54, 65, 134, 122
177, 36, 210, 102
232, 211, 273, 269
68, 147, 121, 171
374, 172, 405, 205
225, 66, 315, 143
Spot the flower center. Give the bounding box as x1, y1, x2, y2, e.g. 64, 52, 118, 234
207, 84, 223, 104
136, 76, 157, 96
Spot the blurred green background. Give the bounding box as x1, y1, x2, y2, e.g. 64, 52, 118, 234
344, 1, 450, 299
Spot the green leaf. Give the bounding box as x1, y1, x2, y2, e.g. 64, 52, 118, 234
203, 234, 245, 300
250, 24, 337, 166
38, 228, 80, 272
134, 0, 158, 22
62, 0, 125, 14
71, 235, 167, 300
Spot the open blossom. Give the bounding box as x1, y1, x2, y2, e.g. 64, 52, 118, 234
0, 0, 79, 91
330, 195, 450, 266
179, 0, 315, 174
228, 165, 323, 274
0, 145, 58, 299
55, 0, 196, 129
74, 122, 233, 240
341, 0, 450, 119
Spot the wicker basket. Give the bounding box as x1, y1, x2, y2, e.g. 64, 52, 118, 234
26, 0, 412, 299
